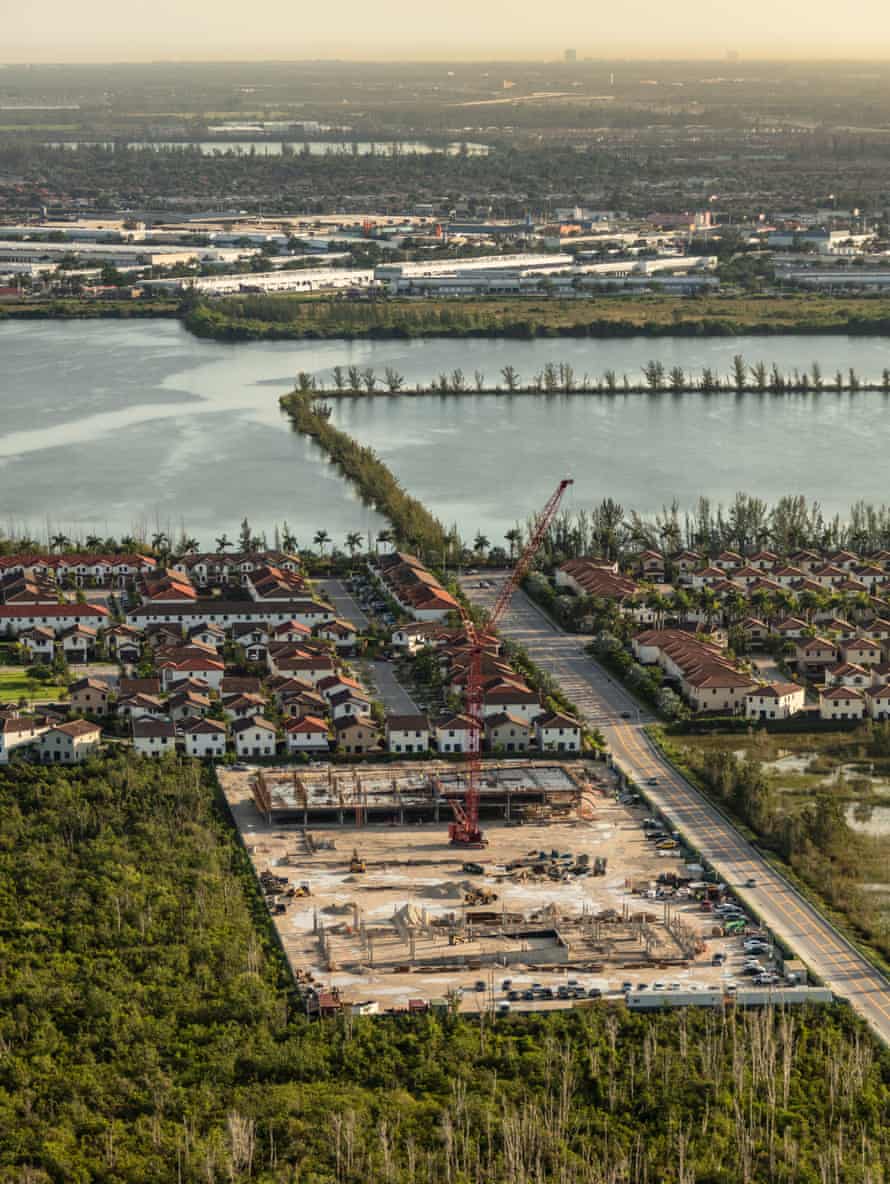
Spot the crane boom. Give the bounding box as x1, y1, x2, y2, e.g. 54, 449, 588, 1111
448, 478, 573, 847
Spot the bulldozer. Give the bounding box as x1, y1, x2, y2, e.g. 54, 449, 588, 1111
349, 849, 366, 874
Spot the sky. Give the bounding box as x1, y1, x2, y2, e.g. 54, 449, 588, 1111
5, 0, 890, 62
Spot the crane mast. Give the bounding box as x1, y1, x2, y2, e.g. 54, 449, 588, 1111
448, 478, 573, 847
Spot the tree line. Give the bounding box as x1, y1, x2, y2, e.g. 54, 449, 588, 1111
297, 355, 890, 397
280, 390, 452, 560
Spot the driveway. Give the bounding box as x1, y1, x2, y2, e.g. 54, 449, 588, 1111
460, 574, 890, 1044
317, 578, 369, 630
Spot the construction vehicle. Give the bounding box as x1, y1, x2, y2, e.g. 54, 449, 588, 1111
593, 856, 608, 876
447, 478, 574, 848
462, 861, 485, 875
464, 887, 499, 906
349, 849, 366, 874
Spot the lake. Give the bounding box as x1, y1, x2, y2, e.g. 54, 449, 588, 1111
44, 140, 491, 157
2, 319, 890, 546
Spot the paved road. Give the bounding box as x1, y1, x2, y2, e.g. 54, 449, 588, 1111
317, 578, 369, 630
461, 574, 890, 1043
369, 660, 420, 714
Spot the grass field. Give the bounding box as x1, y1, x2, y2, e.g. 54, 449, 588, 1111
0, 667, 66, 703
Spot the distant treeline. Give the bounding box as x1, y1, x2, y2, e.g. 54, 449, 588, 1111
184, 293, 890, 343
297, 355, 890, 396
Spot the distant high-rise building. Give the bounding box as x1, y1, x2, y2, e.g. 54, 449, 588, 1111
564, 48, 577, 63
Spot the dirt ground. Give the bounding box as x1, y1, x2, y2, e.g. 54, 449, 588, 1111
219, 767, 766, 1011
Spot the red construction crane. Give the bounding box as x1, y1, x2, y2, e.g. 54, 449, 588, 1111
447, 478, 573, 847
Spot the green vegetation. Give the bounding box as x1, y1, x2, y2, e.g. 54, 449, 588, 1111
653, 724, 890, 966
0, 299, 179, 321
186, 293, 890, 343
5, 754, 890, 1182
280, 390, 451, 558
296, 355, 889, 396
0, 665, 66, 702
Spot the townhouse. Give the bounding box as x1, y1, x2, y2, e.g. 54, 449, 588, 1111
180, 717, 228, 759
285, 715, 331, 753
232, 715, 277, 758
819, 687, 866, 721
0, 712, 49, 763
0, 602, 109, 637
744, 683, 806, 721
68, 677, 112, 715
434, 713, 476, 754
0, 553, 155, 588
371, 553, 460, 621
385, 714, 431, 754
126, 597, 333, 632
556, 558, 639, 604
485, 712, 532, 752
132, 716, 177, 757
333, 715, 382, 754
535, 711, 582, 752
632, 629, 756, 712
39, 719, 102, 763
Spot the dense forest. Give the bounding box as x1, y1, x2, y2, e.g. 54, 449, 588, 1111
3, 754, 890, 1183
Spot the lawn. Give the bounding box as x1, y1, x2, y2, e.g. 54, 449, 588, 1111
0, 667, 66, 703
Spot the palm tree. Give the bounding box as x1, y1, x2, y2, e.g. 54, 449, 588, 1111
669, 587, 692, 623
723, 589, 747, 626
85, 533, 103, 551
505, 528, 522, 562
376, 528, 393, 554
646, 591, 668, 628
313, 529, 331, 556
344, 531, 364, 570
473, 533, 490, 558
281, 524, 297, 553
50, 533, 70, 553
698, 587, 721, 631
215, 534, 232, 553
151, 531, 169, 554
179, 537, 200, 555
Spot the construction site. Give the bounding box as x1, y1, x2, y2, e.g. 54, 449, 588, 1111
249, 760, 592, 826
220, 760, 739, 1012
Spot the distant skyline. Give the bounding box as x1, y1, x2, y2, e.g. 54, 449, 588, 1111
6, 0, 890, 64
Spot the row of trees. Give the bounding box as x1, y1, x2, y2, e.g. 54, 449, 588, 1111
282, 391, 452, 559
511, 492, 890, 568
309, 357, 890, 397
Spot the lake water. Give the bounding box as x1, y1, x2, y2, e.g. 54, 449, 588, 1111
44, 140, 490, 157
3, 320, 890, 546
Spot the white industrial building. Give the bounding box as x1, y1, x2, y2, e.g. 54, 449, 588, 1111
143, 266, 375, 295
375, 255, 716, 296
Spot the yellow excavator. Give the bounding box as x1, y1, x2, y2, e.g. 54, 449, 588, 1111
349, 848, 366, 874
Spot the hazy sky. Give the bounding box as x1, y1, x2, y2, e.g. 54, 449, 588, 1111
6, 0, 890, 62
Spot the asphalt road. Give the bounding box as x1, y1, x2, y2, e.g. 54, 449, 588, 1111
460, 574, 890, 1043
370, 660, 420, 714
317, 578, 369, 630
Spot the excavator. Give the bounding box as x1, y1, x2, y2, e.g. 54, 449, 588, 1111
349, 848, 367, 874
